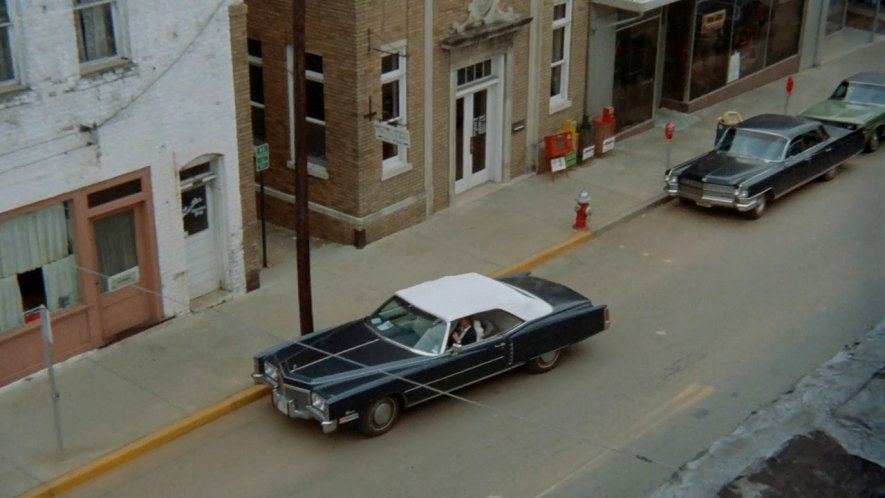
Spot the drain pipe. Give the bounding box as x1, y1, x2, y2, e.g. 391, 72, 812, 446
424, 0, 435, 216
526, 0, 541, 172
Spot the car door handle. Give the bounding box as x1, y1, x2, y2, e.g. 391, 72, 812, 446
825, 147, 833, 153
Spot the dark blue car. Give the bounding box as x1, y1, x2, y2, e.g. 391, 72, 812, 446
253, 273, 610, 437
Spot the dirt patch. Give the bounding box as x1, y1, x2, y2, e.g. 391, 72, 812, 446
719, 431, 885, 498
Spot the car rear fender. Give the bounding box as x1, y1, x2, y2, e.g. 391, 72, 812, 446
510, 303, 608, 363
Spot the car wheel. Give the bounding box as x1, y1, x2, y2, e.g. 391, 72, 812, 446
526, 348, 562, 374
745, 194, 768, 220
821, 166, 838, 182
358, 395, 400, 437
867, 127, 881, 153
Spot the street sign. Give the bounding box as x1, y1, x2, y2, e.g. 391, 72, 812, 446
373, 121, 411, 147
255, 143, 270, 172
664, 121, 676, 142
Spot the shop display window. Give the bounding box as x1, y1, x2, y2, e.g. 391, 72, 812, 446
665, 0, 803, 103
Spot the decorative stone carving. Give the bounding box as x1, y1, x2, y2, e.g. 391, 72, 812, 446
452, 0, 521, 34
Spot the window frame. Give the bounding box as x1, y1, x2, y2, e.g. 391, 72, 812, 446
287, 46, 328, 178
549, 0, 573, 112
72, 0, 129, 73
248, 38, 266, 146
0, 0, 22, 90
380, 41, 408, 176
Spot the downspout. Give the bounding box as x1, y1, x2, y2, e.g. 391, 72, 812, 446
424, 0, 435, 216
526, 0, 541, 171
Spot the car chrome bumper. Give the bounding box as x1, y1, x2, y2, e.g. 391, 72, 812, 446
253, 373, 341, 433
665, 186, 761, 212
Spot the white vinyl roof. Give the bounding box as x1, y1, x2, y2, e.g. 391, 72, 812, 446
395, 273, 553, 323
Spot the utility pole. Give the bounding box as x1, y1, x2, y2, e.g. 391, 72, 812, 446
293, 0, 314, 335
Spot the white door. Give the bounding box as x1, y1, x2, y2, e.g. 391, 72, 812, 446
181, 165, 221, 298
454, 58, 502, 194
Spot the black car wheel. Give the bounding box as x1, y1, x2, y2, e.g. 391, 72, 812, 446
867, 127, 881, 153
745, 194, 768, 220
821, 166, 838, 181
358, 395, 401, 437
526, 348, 562, 374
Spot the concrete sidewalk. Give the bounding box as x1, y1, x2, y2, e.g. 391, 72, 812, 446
2, 29, 883, 498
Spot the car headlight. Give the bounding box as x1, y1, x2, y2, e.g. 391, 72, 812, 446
734, 186, 747, 198
263, 361, 280, 381
310, 392, 327, 412
665, 174, 678, 187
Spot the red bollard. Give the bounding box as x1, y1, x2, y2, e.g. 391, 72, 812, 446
573, 190, 591, 230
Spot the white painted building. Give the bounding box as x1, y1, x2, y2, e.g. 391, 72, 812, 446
0, 0, 259, 385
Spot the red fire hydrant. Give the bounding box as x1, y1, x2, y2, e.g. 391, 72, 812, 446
573, 190, 591, 230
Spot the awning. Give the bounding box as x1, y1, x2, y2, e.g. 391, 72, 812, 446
592, 0, 680, 14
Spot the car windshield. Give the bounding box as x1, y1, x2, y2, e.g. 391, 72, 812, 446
366, 296, 450, 355
843, 82, 885, 105
717, 128, 786, 161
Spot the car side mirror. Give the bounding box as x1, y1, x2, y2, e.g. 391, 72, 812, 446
450, 343, 463, 355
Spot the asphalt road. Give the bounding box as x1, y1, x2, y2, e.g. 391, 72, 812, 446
69, 150, 884, 498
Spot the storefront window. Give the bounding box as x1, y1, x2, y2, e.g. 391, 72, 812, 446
731, 0, 772, 79
826, 0, 846, 35
94, 209, 139, 293
0, 202, 80, 333
663, 0, 694, 102
691, 0, 735, 99
614, 16, 660, 131
766, 0, 803, 65
665, 0, 803, 103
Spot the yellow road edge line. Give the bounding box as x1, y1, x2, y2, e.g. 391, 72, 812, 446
634, 386, 717, 440
615, 383, 702, 441
491, 231, 593, 277
20, 384, 269, 498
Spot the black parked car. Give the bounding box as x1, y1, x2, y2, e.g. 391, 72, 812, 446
252, 273, 610, 437
665, 114, 865, 219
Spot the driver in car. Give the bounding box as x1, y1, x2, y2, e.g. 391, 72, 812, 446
450, 317, 480, 347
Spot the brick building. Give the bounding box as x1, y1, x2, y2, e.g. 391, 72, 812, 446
0, 0, 260, 385
247, 0, 591, 245
248, 0, 833, 247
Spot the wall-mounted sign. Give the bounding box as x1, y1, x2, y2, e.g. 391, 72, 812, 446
374, 121, 411, 147
701, 9, 726, 33
254, 143, 270, 172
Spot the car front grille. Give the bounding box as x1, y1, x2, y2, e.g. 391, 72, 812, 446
281, 383, 310, 411
678, 178, 732, 197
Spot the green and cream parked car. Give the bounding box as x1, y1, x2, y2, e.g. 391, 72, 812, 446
800, 72, 885, 153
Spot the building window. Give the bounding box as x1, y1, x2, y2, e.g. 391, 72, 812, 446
94, 209, 139, 293
305, 52, 326, 166
248, 39, 266, 145
550, 0, 572, 109
381, 42, 407, 170
73, 0, 126, 69
0, 203, 81, 333
0, 0, 17, 86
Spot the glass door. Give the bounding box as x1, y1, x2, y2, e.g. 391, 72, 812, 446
455, 88, 490, 193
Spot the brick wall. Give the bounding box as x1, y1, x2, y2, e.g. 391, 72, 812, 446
248, 0, 587, 246
230, 3, 262, 291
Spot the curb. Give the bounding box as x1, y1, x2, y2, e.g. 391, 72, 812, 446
20, 385, 269, 498
21, 195, 671, 497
